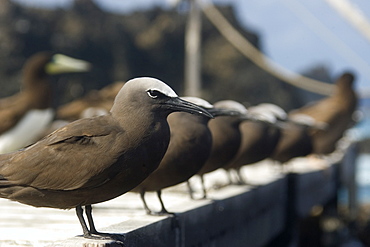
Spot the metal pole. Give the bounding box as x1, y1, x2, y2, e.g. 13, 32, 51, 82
184, 0, 201, 97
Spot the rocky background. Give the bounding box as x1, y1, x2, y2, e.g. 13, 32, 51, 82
0, 0, 332, 110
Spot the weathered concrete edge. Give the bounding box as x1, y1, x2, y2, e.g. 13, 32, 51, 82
48, 176, 288, 247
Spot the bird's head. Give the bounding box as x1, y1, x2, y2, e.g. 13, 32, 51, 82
110, 77, 213, 119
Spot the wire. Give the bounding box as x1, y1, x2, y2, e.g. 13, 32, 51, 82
324, 0, 370, 43
282, 0, 370, 93
202, 1, 337, 95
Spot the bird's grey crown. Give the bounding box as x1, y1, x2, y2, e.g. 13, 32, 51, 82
213, 100, 248, 114
125, 77, 178, 98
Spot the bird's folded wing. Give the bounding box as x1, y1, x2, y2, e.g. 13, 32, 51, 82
0, 116, 125, 191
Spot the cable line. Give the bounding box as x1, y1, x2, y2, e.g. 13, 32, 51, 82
202, 1, 336, 95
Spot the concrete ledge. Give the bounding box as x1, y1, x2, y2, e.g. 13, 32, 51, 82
48, 176, 287, 247
290, 163, 338, 218
180, 178, 287, 247
0, 160, 341, 247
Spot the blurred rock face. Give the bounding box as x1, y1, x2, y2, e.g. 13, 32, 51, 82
0, 0, 311, 110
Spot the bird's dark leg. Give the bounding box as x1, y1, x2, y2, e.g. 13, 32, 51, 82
226, 168, 243, 185
200, 175, 208, 199
235, 168, 247, 185
156, 190, 173, 215
226, 169, 234, 185
76, 205, 91, 238
187, 180, 195, 199
140, 190, 153, 215
140, 190, 173, 215
75, 205, 112, 240
85, 205, 101, 235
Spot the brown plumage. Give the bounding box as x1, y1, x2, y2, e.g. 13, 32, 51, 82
0, 77, 212, 239
56, 81, 124, 121
0, 52, 54, 134
0, 52, 90, 153
271, 114, 330, 164
132, 97, 215, 215
224, 104, 284, 184
195, 100, 247, 198
270, 116, 312, 164
289, 72, 357, 154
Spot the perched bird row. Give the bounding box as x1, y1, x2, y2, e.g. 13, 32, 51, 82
0, 52, 358, 240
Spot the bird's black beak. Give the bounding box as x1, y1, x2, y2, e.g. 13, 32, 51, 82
167, 97, 214, 118
207, 108, 242, 118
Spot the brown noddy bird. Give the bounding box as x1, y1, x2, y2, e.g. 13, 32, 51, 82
131, 97, 213, 215
0, 52, 91, 154
289, 72, 357, 154
0, 77, 213, 239
194, 100, 248, 198
224, 103, 285, 184
56, 81, 124, 121
131, 97, 237, 215
271, 114, 327, 164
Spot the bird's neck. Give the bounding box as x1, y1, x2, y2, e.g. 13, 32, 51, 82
113, 107, 169, 142
22, 78, 52, 109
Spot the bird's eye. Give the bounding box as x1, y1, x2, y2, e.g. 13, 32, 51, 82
147, 90, 162, 99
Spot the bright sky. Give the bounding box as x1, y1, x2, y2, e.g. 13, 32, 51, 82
216, 0, 370, 94
11, 0, 370, 95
